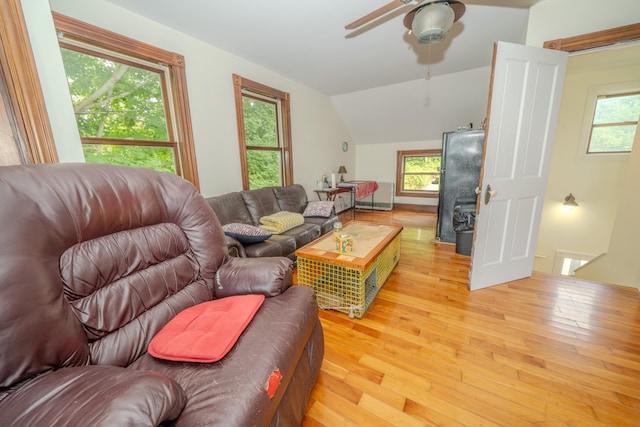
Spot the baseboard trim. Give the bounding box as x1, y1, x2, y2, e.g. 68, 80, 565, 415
393, 203, 437, 214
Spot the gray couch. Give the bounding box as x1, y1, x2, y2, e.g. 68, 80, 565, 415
206, 184, 338, 259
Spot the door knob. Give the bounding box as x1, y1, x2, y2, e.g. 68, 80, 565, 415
484, 185, 497, 205
475, 186, 481, 195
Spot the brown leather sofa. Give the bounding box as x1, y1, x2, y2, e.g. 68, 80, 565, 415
206, 185, 338, 259
0, 164, 323, 426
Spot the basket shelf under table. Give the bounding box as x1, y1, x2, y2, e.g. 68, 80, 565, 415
295, 222, 402, 318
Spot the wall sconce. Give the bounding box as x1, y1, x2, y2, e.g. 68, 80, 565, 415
563, 193, 579, 210
337, 165, 347, 182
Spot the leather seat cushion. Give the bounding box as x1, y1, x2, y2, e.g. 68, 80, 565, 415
244, 235, 296, 258
129, 286, 320, 427
281, 223, 321, 247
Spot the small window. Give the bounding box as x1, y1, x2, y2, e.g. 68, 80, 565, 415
395, 149, 442, 198
578, 81, 640, 159
587, 92, 640, 153
233, 74, 293, 190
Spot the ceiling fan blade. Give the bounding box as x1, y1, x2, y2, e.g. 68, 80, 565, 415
345, 0, 419, 30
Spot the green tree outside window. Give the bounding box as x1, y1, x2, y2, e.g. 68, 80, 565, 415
60, 47, 176, 173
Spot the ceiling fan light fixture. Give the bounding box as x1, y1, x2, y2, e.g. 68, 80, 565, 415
404, 1, 466, 44
412, 3, 454, 43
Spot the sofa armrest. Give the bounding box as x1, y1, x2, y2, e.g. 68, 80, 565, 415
223, 234, 247, 257
214, 256, 293, 298
0, 366, 185, 426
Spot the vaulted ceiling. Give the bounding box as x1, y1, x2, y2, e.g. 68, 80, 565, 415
105, 0, 542, 96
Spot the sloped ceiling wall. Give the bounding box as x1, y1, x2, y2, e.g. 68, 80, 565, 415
331, 67, 491, 145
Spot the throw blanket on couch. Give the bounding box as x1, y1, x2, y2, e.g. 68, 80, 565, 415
260, 211, 304, 234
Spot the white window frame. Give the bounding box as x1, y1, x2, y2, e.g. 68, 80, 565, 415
577, 80, 640, 161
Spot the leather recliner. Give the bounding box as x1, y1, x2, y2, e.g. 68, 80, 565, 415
0, 163, 323, 426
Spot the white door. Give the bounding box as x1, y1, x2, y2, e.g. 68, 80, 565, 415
469, 41, 568, 291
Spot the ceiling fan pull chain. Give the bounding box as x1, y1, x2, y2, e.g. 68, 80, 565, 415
425, 41, 432, 80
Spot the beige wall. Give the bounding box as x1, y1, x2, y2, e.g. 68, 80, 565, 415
526, 0, 640, 47
21, 0, 84, 162
526, 0, 640, 284
355, 139, 443, 208
574, 126, 640, 288
533, 45, 640, 275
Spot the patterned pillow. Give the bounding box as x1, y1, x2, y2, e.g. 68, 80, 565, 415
303, 201, 334, 218
259, 211, 305, 234
222, 223, 272, 244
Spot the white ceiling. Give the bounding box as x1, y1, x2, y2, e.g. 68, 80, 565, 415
105, 0, 544, 96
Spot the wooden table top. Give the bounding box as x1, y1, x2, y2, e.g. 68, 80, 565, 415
295, 221, 402, 270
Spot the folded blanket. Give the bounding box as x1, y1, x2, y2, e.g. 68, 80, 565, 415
259, 211, 305, 234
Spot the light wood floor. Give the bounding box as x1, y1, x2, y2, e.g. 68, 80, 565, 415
299, 209, 640, 426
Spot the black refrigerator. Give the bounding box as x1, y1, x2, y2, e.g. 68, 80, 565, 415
436, 130, 484, 243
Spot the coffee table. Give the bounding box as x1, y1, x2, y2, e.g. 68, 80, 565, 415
295, 221, 402, 318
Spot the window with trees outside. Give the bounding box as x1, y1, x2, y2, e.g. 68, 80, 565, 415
233, 74, 292, 190
581, 82, 640, 155
396, 149, 442, 198
53, 13, 200, 189
585, 89, 640, 154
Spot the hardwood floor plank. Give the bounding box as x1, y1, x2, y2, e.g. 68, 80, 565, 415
381, 374, 501, 427
358, 393, 426, 427
303, 399, 360, 427
403, 398, 467, 427
301, 210, 640, 426
308, 386, 396, 426
344, 372, 407, 411
460, 367, 601, 426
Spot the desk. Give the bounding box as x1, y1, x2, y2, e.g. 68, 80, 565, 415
314, 187, 354, 221
313, 187, 350, 201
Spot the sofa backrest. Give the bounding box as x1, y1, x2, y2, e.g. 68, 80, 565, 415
0, 164, 225, 388
240, 187, 282, 225
273, 184, 308, 214
205, 192, 254, 225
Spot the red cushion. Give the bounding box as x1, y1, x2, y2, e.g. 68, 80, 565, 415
148, 294, 265, 363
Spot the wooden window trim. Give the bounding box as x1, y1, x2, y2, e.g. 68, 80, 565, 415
543, 23, 640, 53
53, 12, 200, 189
232, 74, 293, 190
0, 0, 58, 164
396, 149, 441, 198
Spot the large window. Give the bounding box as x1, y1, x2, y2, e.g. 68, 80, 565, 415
54, 13, 200, 188
233, 74, 292, 190
395, 149, 441, 198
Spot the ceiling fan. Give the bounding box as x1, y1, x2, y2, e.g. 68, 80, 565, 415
346, 0, 466, 44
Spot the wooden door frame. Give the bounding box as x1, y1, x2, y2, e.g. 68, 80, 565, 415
544, 23, 640, 53
0, 0, 58, 164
